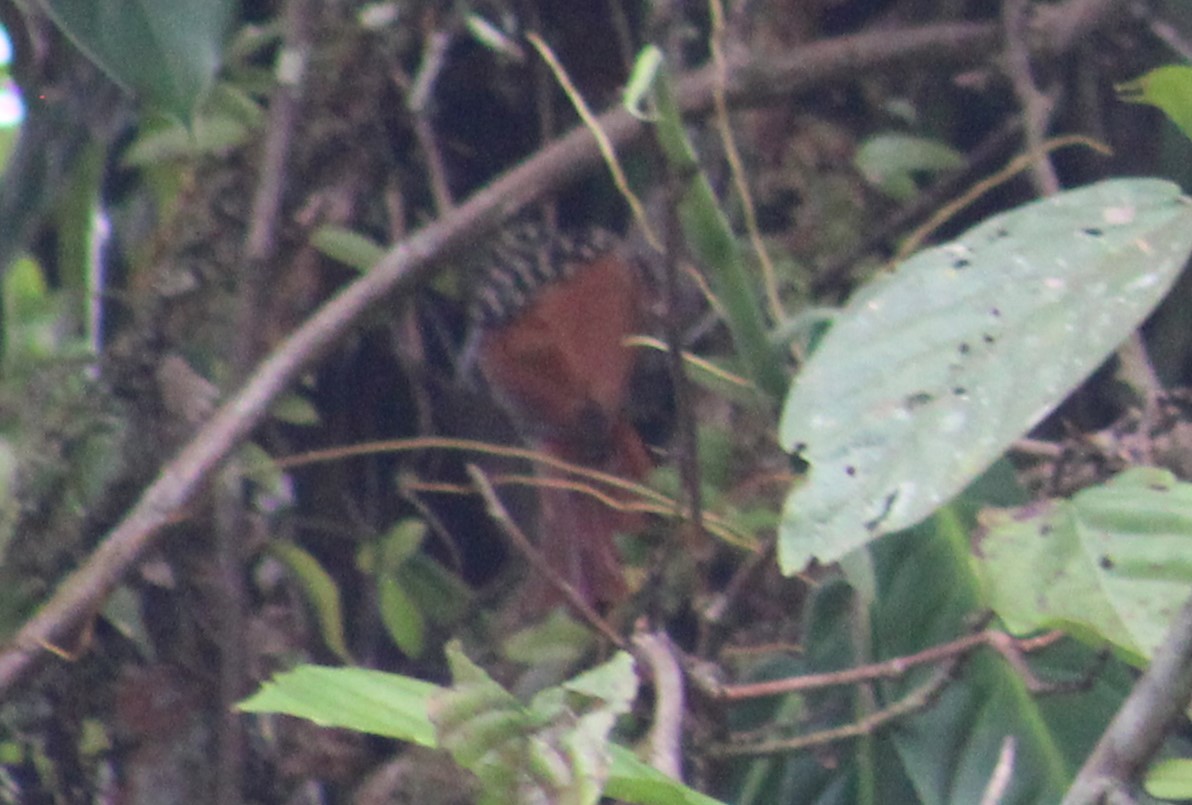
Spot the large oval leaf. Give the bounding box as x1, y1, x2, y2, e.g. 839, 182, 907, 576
779, 179, 1192, 573
42, 0, 234, 121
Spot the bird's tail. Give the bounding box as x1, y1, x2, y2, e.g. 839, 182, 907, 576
522, 417, 651, 611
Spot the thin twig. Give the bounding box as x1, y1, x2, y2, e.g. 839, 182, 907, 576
707, 0, 783, 321
1003, 0, 1060, 195
714, 629, 1064, 701
898, 135, 1111, 260
406, 24, 457, 215
466, 464, 626, 649
707, 659, 959, 757
1144, 6, 1192, 62
527, 32, 660, 250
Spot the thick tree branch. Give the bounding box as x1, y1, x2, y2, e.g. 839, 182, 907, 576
1062, 591, 1192, 803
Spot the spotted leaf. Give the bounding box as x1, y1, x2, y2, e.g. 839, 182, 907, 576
779, 179, 1192, 573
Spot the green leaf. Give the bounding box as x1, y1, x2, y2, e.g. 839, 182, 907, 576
269, 540, 353, 662
397, 553, 472, 627
976, 466, 1192, 665
778, 179, 1192, 573
270, 392, 319, 426
868, 511, 1072, 804
1145, 758, 1192, 800
378, 575, 425, 658
607, 749, 726, 805
431, 641, 638, 805
1117, 65, 1192, 143
240, 661, 726, 805
1, 257, 56, 369
366, 519, 429, 656
237, 664, 439, 747
504, 609, 596, 666
622, 45, 663, 120
650, 66, 787, 402
124, 82, 265, 165
855, 133, 965, 201
311, 226, 386, 273
41, 0, 235, 122
721, 465, 1124, 805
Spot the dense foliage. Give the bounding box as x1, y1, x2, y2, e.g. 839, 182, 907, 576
3, 1, 1192, 803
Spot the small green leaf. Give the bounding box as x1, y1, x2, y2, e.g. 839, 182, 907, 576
270, 392, 319, 426
366, 520, 429, 655
563, 652, 636, 707
779, 179, 1192, 573
378, 575, 425, 658
607, 749, 727, 805
1117, 65, 1192, 143
269, 541, 353, 662
380, 518, 427, 566
1146, 757, 1192, 800
976, 466, 1192, 665
397, 554, 471, 627
463, 13, 524, 61
855, 133, 964, 201
311, 226, 386, 273
503, 609, 596, 666
623, 45, 662, 120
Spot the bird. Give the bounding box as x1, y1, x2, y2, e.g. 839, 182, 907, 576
467, 224, 652, 610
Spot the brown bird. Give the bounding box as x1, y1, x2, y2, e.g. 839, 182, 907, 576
469, 225, 652, 609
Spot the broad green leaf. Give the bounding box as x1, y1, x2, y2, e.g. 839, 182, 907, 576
1117, 65, 1192, 143
723, 465, 1122, 805
240, 661, 725, 805
269, 540, 353, 662
868, 510, 1072, 804
237, 664, 438, 747
855, 133, 964, 201
42, 0, 235, 122
975, 466, 1192, 665
779, 179, 1192, 573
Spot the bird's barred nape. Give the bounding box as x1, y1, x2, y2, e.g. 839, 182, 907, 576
469, 224, 620, 327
